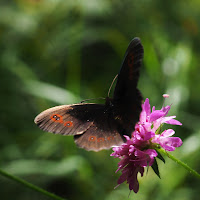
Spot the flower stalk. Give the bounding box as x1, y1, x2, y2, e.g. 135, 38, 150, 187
156, 148, 200, 179
0, 168, 66, 200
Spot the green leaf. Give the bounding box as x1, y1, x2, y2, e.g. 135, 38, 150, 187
151, 158, 161, 179
156, 150, 166, 163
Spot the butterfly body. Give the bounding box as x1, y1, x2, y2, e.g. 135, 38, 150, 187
35, 38, 144, 151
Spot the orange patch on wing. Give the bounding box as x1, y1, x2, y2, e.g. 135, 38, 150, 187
89, 136, 97, 142
97, 137, 105, 142
64, 121, 73, 127
50, 114, 63, 123
107, 136, 114, 141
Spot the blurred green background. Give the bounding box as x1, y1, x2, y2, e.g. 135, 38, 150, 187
0, 0, 200, 199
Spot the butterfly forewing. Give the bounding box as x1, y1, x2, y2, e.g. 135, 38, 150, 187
113, 38, 144, 101
110, 38, 144, 135
34, 104, 103, 135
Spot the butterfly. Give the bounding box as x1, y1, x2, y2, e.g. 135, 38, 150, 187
34, 37, 144, 151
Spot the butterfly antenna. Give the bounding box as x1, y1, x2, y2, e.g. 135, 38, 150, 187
80, 97, 105, 103
108, 74, 118, 97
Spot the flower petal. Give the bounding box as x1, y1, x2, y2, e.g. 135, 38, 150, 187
165, 119, 182, 126
144, 149, 157, 166
140, 110, 147, 123
161, 105, 171, 115
144, 131, 155, 140
143, 98, 151, 116
128, 170, 139, 193
159, 137, 183, 151
161, 129, 175, 137
150, 111, 165, 122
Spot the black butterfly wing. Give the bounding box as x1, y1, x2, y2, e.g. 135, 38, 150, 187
34, 103, 125, 151
74, 106, 126, 151
113, 37, 144, 101
34, 37, 144, 151
111, 38, 144, 133
34, 104, 95, 135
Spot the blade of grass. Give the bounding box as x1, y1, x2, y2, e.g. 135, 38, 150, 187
0, 168, 66, 200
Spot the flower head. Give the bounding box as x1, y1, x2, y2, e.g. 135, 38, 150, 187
111, 97, 182, 193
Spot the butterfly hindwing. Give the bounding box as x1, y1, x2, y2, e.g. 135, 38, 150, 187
74, 108, 126, 151
74, 125, 125, 151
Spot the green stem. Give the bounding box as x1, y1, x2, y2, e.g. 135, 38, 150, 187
156, 148, 200, 179
0, 168, 66, 200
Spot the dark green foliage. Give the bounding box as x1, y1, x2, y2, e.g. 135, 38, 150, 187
156, 150, 166, 164
151, 158, 161, 179
0, 1, 200, 200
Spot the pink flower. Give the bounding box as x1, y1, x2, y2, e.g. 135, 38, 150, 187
111, 97, 183, 193
152, 129, 183, 151
111, 135, 157, 193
